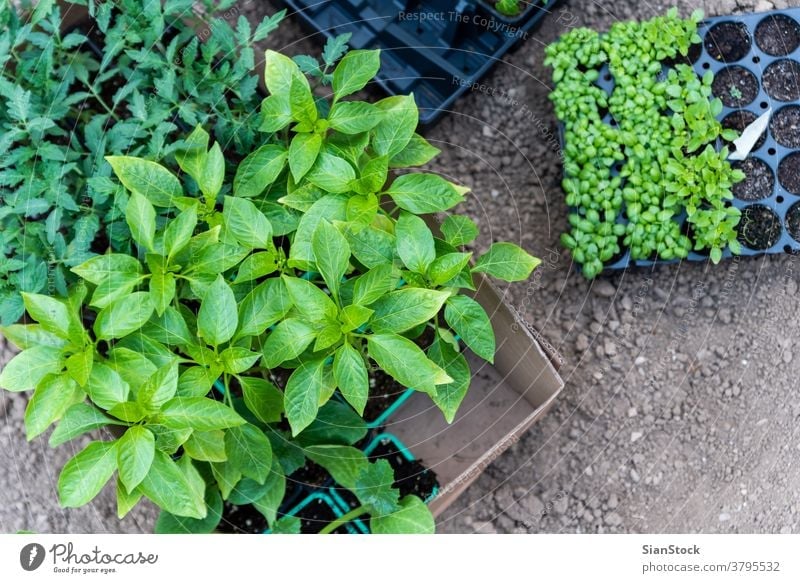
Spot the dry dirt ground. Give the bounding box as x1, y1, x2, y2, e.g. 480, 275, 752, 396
3, 0, 800, 534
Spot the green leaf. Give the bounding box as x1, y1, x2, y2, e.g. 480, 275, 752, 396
441, 215, 478, 247
108, 402, 147, 423
138, 451, 207, 519
271, 516, 301, 534
368, 334, 451, 394
197, 275, 237, 346
355, 459, 401, 515
137, 361, 179, 411
288, 132, 322, 182
261, 318, 317, 368
0, 324, 68, 351
305, 445, 368, 489
164, 205, 198, 258
85, 362, 130, 410
444, 295, 495, 362
72, 254, 143, 286
306, 152, 356, 194
288, 194, 348, 271
259, 94, 292, 132
290, 74, 318, 124
472, 243, 540, 282
21, 293, 72, 339
50, 403, 124, 447
142, 306, 193, 346
94, 292, 154, 340
126, 190, 156, 251
116, 478, 142, 519
346, 193, 378, 229
66, 349, 93, 387
395, 212, 436, 273
264, 50, 302, 96
328, 101, 383, 134
332, 49, 381, 100
373, 95, 418, 158
174, 125, 209, 187
223, 196, 273, 249
285, 357, 327, 436
0, 345, 64, 393
251, 457, 285, 526
294, 401, 367, 447
389, 133, 440, 168
106, 156, 183, 207
387, 173, 464, 214
352, 264, 397, 306
149, 271, 176, 317
370, 288, 449, 334
155, 489, 223, 534
220, 347, 261, 374
25, 374, 82, 440
117, 426, 155, 491
428, 335, 471, 423
233, 144, 288, 198
312, 220, 350, 301
234, 250, 281, 284
160, 397, 246, 431
58, 441, 118, 508
339, 304, 373, 333
225, 424, 273, 484
240, 377, 284, 424
237, 278, 292, 338
353, 156, 388, 195
333, 342, 368, 415
184, 430, 227, 462
177, 366, 217, 398
282, 275, 338, 323
199, 143, 225, 199
428, 252, 472, 286
370, 495, 434, 534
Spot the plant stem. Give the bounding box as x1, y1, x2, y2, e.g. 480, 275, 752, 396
318, 506, 369, 534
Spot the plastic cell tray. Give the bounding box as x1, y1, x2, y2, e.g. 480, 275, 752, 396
280, 0, 561, 124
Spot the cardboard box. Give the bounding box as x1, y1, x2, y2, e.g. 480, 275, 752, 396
386, 273, 565, 516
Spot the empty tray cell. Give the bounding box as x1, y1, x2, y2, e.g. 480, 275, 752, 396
762, 59, 800, 101
770, 105, 800, 148
704, 21, 752, 62
737, 204, 782, 250
755, 13, 800, 56
732, 158, 775, 201
778, 151, 800, 194
786, 201, 800, 242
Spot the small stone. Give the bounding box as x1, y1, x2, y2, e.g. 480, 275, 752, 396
608, 494, 619, 509
634, 356, 646, 366
783, 351, 793, 364
719, 513, 731, 522
630, 469, 640, 482
490, 189, 500, 199
593, 280, 616, 298
780, 526, 792, 534
631, 431, 643, 443
604, 341, 617, 357
482, 126, 494, 138
627, 407, 638, 417
605, 512, 622, 526
576, 334, 589, 352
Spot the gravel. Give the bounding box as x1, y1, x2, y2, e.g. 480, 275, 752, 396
3, 0, 800, 535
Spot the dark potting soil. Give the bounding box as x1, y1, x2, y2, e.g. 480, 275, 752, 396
755, 14, 800, 57
762, 59, 800, 102
704, 21, 752, 62
712, 66, 759, 108
770, 105, 800, 148
367, 437, 440, 501
218, 502, 268, 534
722, 110, 766, 152
786, 202, 800, 243
737, 205, 782, 250
294, 498, 349, 534
288, 460, 330, 489
778, 151, 800, 194
732, 158, 775, 201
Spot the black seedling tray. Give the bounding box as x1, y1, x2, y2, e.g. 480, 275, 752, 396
280, 0, 560, 125
579, 8, 800, 272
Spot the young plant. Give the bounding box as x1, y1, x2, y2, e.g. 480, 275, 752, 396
0, 0, 284, 324
1, 41, 540, 533
545, 9, 744, 277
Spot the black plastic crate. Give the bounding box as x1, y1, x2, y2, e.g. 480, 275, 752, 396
280, 0, 560, 124
573, 9, 800, 272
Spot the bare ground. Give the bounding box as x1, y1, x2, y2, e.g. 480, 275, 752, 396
3, 0, 800, 534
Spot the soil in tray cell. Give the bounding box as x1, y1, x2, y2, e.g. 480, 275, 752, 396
704, 21, 752, 62
786, 201, 800, 243
755, 14, 800, 56
712, 66, 759, 108
762, 59, 800, 102
294, 498, 350, 534
732, 158, 775, 201
218, 502, 268, 534
368, 437, 440, 501
778, 151, 800, 194
770, 105, 800, 148
737, 204, 782, 250
722, 110, 767, 152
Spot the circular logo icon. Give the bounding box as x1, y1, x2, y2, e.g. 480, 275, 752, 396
20, 543, 46, 571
